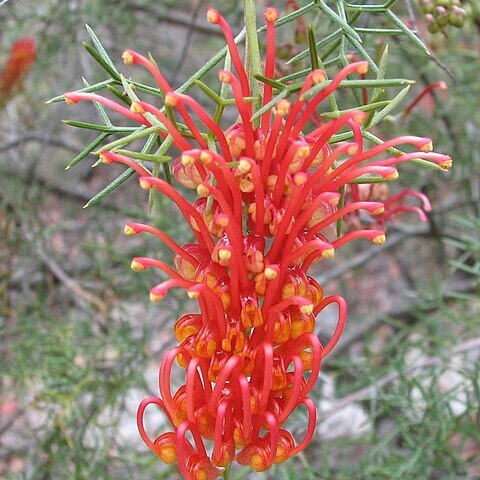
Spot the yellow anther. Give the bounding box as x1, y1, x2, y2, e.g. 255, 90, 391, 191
421, 140, 433, 152
216, 214, 230, 228
130, 260, 146, 271
157, 444, 177, 464
357, 63, 369, 75
300, 303, 314, 315
123, 224, 138, 236
440, 159, 453, 170
385, 170, 399, 181
311, 70, 326, 84
372, 234, 386, 245
346, 144, 358, 156
275, 99, 291, 116
264, 266, 278, 280
99, 153, 110, 164
149, 292, 164, 303
297, 145, 311, 158
321, 248, 335, 259
181, 153, 195, 167
139, 178, 152, 190
218, 249, 232, 262
353, 111, 367, 124
372, 206, 385, 215
164, 93, 177, 107
218, 70, 232, 84
196, 184, 210, 197
64, 96, 76, 106
199, 151, 213, 164
130, 101, 145, 114
238, 158, 251, 174
207, 8, 219, 24
187, 290, 200, 299
293, 172, 308, 185
122, 50, 134, 65
265, 7, 279, 22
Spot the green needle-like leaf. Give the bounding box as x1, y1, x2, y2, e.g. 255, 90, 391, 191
370, 85, 410, 126
65, 133, 109, 170
316, 1, 363, 44
82, 42, 120, 81
85, 24, 120, 76
385, 10, 430, 55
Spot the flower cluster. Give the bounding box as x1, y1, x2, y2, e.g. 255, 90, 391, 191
0, 37, 36, 106
64, 7, 451, 479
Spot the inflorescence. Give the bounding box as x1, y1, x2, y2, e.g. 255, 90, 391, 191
64, 7, 451, 479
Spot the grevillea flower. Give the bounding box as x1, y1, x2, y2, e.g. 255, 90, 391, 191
63, 7, 451, 479
0, 37, 36, 105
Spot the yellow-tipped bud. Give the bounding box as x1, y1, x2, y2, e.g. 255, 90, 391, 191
328, 196, 340, 206
372, 206, 385, 215
357, 63, 369, 75
385, 170, 399, 181
372, 234, 386, 245
181, 153, 196, 167
195, 468, 208, 480
440, 158, 453, 170
264, 7, 279, 22
150, 292, 164, 303
130, 102, 145, 114
218, 70, 232, 84
420, 140, 433, 152
216, 214, 230, 228
207, 8, 220, 24
164, 93, 177, 107
238, 159, 251, 174
346, 144, 358, 156
300, 303, 314, 315
64, 96, 76, 106
131, 260, 146, 271
275, 99, 291, 116
122, 50, 134, 64
293, 172, 308, 185
311, 70, 326, 84
123, 224, 138, 236
157, 444, 177, 464
187, 290, 200, 299
353, 111, 367, 124
199, 151, 213, 164
196, 184, 210, 197
297, 145, 311, 158
139, 178, 152, 190
99, 153, 110, 164
264, 266, 278, 280
321, 248, 335, 259
218, 249, 232, 262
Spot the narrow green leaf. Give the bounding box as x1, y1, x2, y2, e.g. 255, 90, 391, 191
287, 29, 342, 65
84, 168, 135, 208
251, 89, 289, 122
343, 0, 397, 12
105, 84, 131, 106
370, 85, 410, 126
65, 133, 109, 170
253, 74, 286, 91
308, 26, 320, 70
85, 24, 120, 75
62, 120, 138, 133
321, 100, 391, 118
82, 42, 120, 80
97, 126, 162, 153
385, 10, 430, 55
114, 149, 171, 163
355, 27, 405, 35
193, 79, 223, 104
316, 1, 363, 44
348, 175, 396, 184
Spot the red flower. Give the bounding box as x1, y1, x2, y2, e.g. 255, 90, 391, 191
64, 7, 451, 479
0, 37, 36, 104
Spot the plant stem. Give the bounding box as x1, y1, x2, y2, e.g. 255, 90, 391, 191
243, 0, 262, 126
223, 464, 231, 480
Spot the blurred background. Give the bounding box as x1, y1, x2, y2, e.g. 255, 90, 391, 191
1, 0, 479, 478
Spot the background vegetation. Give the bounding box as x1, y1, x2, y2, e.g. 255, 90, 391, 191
1, 0, 479, 478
